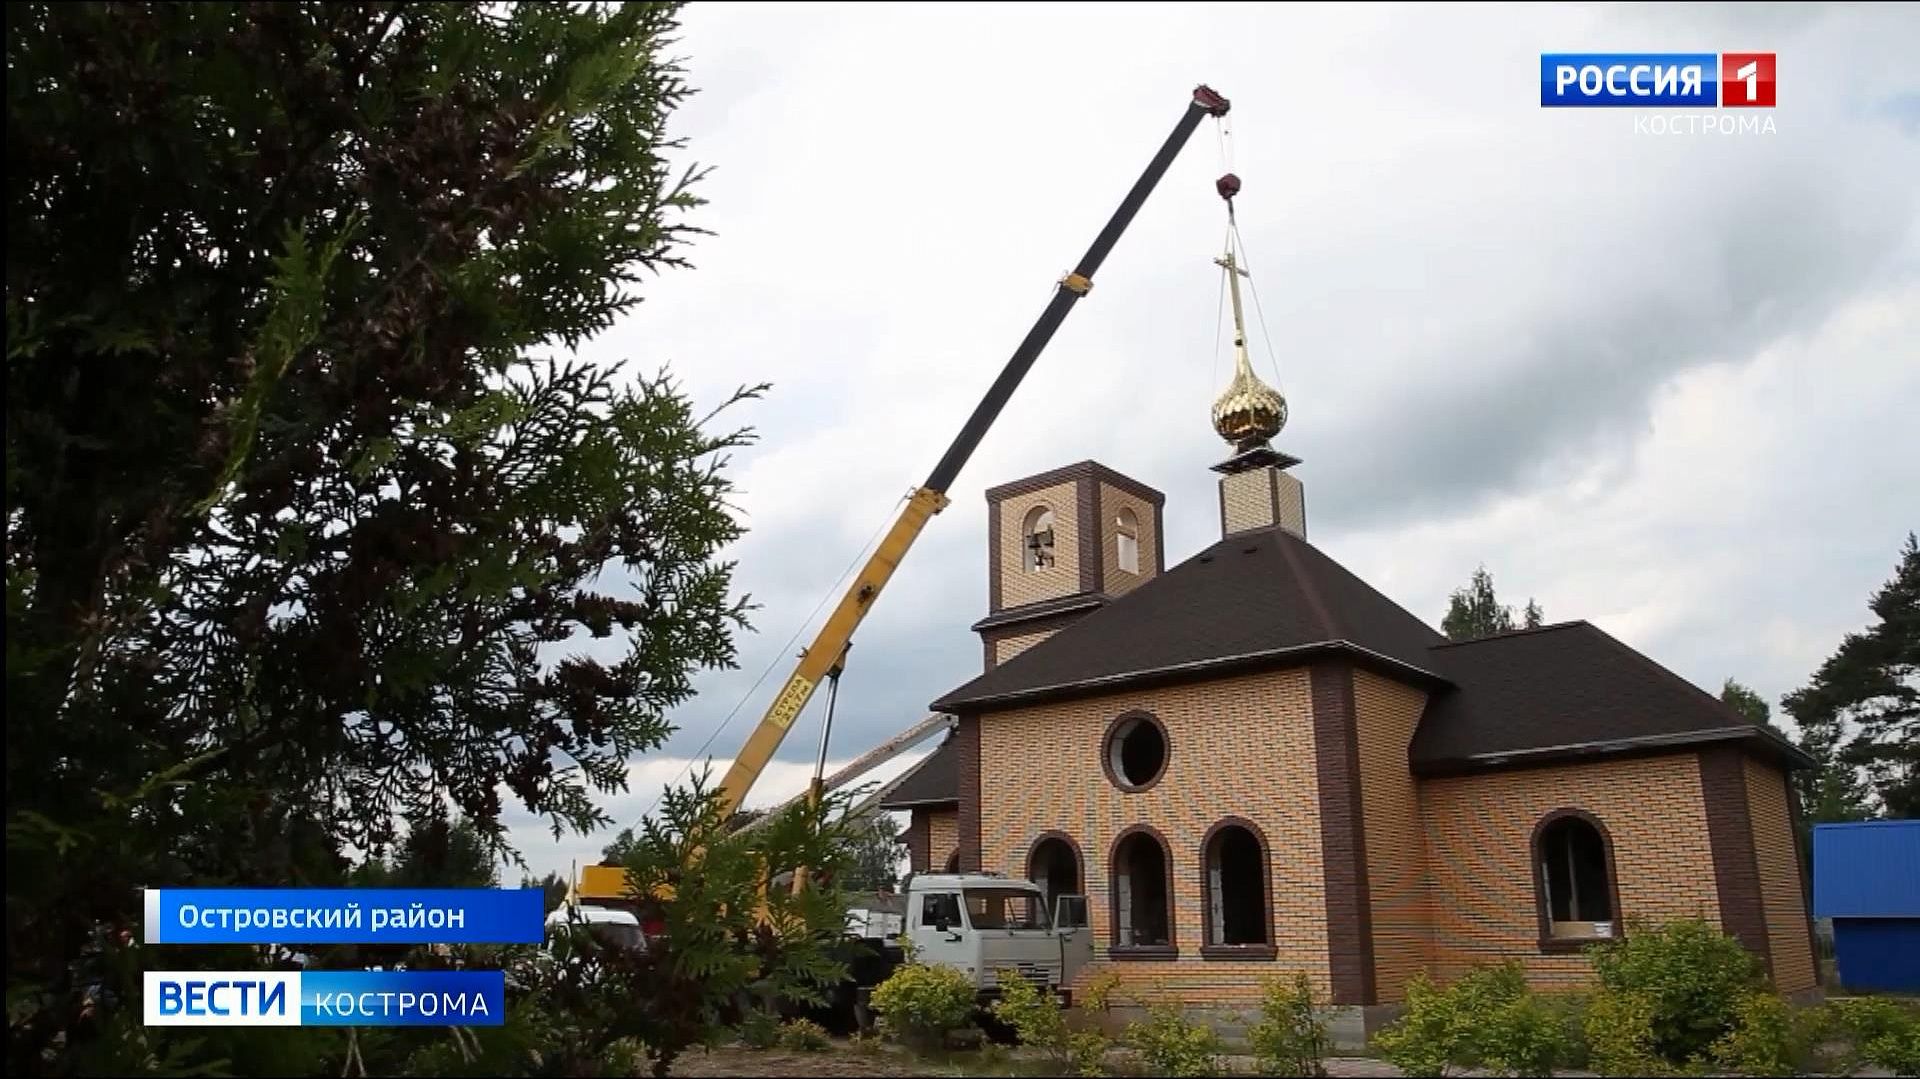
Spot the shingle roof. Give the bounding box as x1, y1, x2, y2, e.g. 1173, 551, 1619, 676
876, 736, 958, 808
927, 520, 1810, 774
1411, 621, 1812, 773
932, 524, 1449, 712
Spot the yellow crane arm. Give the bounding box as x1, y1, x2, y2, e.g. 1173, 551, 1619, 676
714, 486, 950, 816
707, 85, 1232, 820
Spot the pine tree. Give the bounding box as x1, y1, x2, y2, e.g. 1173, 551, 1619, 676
1443, 566, 1541, 641
1784, 533, 1919, 818
1720, 678, 1775, 729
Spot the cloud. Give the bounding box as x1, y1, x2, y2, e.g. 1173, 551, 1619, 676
543, 4, 1920, 817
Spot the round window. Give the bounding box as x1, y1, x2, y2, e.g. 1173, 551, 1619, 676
1104, 712, 1169, 791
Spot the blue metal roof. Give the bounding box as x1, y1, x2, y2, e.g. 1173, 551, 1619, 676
1813, 820, 1920, 919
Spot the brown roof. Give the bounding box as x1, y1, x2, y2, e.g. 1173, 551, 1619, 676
1411, 621, 1813, 773
876, 736, 958, 808
932, 524, 1449, 713
930, 522, 1810, 774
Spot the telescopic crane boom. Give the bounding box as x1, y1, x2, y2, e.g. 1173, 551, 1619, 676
713, 85, 1231, 817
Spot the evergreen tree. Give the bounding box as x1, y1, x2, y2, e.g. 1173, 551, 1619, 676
1442, 566, 1542, 641
1720, 678, 1775, 730
6, 3, 764, 1069
1783, 534, 1920, 817
838, 812, 905, 894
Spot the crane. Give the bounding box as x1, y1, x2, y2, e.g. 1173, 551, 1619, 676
715, 83, 1232, 816
572, 84, 1231, 908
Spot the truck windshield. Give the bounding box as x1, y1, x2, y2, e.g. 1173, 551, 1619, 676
964, 888, 1049, 930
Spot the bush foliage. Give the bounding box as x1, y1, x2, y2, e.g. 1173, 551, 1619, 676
869, 962, 977, 1049
1374, 962, 1572, 1077
1587, 917, 1765, 1065
1123, 1002, 1224, 1078
990, 971, 1109, 1077
1246, 973, 1331, 1077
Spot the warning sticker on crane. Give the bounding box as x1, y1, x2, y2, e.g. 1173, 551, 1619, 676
766, 673, 816, 730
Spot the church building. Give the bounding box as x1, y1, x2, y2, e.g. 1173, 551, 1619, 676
882, 251, 1816, 1031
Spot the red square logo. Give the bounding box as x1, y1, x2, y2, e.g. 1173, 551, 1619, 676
1721, 53, 1776, 107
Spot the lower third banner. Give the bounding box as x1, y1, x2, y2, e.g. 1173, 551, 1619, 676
143, 970, 505, 1027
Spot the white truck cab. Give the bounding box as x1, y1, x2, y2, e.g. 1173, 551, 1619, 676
902, 873, 1092, 998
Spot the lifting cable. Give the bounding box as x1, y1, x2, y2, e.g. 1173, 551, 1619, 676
1212, 114, 1288, 392
634, 490, 907, 826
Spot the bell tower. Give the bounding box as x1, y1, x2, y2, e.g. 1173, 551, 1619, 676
1210, 249, 1305, 539
975, 461, 1164, 669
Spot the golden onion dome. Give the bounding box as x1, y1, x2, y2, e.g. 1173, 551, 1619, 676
1211, 347, 1287, 451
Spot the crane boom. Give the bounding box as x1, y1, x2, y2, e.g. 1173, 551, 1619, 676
713, 84, 1231, 817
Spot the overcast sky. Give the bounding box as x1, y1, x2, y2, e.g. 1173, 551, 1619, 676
504, 2, 1919, 881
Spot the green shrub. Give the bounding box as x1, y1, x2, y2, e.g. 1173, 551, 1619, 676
869, 962, 977, 1049
1478, 989, 1575, 1077
1123, 1002, 1224, 1077
777, 1017, 831, 1052
1246, 973, 1330, 1077
991, 970, 1110, 1076
737, 1007, 780, 1050
1587, 918, 1764, 1065
1374, 963, 1569, 1076
1830, 997, 1920, 1076
1708, 992, 1805, 1076
1583, 990, 1666, 1076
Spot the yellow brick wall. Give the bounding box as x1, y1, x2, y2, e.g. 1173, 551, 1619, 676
1274, 471, 1306, 537
1422, 755, 1721, 989
1352, 670, 1430, 1002
1220, 470, 1274, 535
997, 482, 1078, 609
926, 808, 958, 872
994, 631, 1053, 666
978, 668, 1330, 1004
1099, 482, 1159, 597
1744, 758, 1816, 992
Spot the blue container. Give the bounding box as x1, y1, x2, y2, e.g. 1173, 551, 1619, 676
1813, 821, 1920, 992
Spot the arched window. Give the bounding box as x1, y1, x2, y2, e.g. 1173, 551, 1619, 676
1110, 826, 1175, 956
1532, 809, 1621, 948
1022, 505, 1056, 571
1202, 818, 1275, 956
1116, 508, 1140, 575
1027, 832, 1084, 917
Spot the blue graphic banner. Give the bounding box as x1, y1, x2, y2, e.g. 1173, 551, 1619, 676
1541, 53, 1719, 107
144, 888, 544, 944
301, 971, 505, 1027
144, 970, 506, 1027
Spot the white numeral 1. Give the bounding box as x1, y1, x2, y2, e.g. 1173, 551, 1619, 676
1737, 61, 1759, 101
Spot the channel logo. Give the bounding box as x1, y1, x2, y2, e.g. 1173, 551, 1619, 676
142, 971, 505, 1027
1541, 53, 1776, 108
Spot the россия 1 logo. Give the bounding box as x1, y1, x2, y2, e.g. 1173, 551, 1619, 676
1541, 53, 1775, 107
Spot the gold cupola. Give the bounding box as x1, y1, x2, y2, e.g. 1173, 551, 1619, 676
1209, 249, 1287, 453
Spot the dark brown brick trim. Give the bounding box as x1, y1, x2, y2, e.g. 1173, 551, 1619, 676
955, 714, 982, 873
1109, 823, 1178, 953
905, 810, 931, 874
1699, 745, 1771, 977
1153, 498, 1167, 573
1102, 710, 1170, 793
987, 497, 1003, 613
1199, 816, 1276, 952
1077, 474, 1101, 595
1528, 808, 1625, 952
1311, 661, 1376, 1005
986, 461, 1164, 505
1025, 831, 1086, 895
